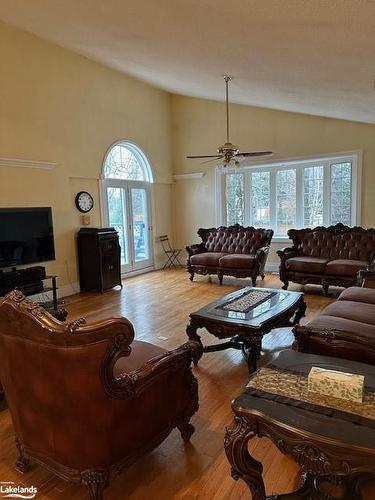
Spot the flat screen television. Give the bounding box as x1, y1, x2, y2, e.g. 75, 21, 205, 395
0, 207, 55, 268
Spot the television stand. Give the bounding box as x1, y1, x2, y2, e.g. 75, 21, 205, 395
37, 275, 68, 322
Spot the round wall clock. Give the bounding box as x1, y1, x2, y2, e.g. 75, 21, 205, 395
75, 191, 94, 213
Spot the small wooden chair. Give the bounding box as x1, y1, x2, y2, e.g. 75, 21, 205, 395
159, 235, 183, 268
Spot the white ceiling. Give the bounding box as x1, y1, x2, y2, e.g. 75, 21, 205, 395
1, 0, 375, 123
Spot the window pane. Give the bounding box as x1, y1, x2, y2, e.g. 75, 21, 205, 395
303, 166, 324, 227
107, 187, 128, 265
104, 144, 145, 180
131, 188, 149, 262
331, 162, 352, 225
251, 171, 270, 227
276, 169, 296, 235
226, 173, 244, 225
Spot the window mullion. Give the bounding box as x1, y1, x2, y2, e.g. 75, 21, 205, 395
245, 171, 251, 226
296, 165, 304, 228
270, 170, 277, 234
323, 161, 331, 225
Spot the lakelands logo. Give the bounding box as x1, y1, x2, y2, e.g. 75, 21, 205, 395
0, 482, 37, 499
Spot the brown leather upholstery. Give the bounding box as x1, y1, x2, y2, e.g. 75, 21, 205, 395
218, 254, 256, 269
325, 259, 368, 276
285, 256, 329, 274
190, 252, 228, 267
278, 224, 375, 294
186, 224, 273, 286
293, 286, 375, 365
338, 286, 375, 305
0, 291, 200, 500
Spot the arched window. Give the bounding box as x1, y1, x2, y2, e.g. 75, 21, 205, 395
103, 141, 153, 182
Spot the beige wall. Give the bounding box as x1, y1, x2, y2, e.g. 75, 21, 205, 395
0, 22, 173, 288
171, 95, 375, 265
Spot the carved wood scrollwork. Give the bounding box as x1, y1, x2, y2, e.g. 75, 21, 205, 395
260, 422, 352, 477
5, 290, 45, 317
81, 468, 109, 500
100, 333, 133, 397
68, 317, 87, 333
224, 415, 266, 500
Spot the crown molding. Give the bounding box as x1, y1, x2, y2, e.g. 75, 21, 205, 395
173, 172, 205, 180
0, 157, 58, 170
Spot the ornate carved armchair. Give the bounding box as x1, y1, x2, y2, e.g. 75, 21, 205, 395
0, 291, 200, 500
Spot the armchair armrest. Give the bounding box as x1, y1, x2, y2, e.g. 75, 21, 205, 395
255, 245, 271, 257
357, 268, 375, 288
101, 340, 202, 398
186, 243, 206, 257
276, 247, 299, 261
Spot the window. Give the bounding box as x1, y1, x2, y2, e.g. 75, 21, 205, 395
216, 153, 360, 237
101, 141, 154, 273
103, 141, 153, 182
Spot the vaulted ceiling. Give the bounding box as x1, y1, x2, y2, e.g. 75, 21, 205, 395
1, 0, 374, 123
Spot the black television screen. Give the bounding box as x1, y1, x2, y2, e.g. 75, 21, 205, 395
0, 207, 55, 268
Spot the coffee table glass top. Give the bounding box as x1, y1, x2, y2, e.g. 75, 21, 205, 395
190, 287, 303, 327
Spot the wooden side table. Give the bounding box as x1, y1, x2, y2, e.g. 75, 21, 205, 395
225, 350, 375, 499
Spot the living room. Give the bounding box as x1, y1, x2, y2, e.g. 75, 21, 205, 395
0, 1, 374, 499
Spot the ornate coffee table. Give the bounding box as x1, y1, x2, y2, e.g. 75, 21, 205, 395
225, 350, 375, 499
186, 287, 306, 372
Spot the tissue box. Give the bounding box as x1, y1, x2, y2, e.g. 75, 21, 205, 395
308, 366, 364, 403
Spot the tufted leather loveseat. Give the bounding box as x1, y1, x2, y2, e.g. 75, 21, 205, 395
186, 224, 273, 285
278, 223, 375, 295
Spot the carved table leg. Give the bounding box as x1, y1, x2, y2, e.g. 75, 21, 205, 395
292, 297, 307, 326
15, 437, 31, 473
242, 336, 262, 374
186, 319, 203, 365
225, 415, 266, 500
81, 469, 109, 500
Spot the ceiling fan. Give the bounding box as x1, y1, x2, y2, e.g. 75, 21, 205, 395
187, 75, 273, 167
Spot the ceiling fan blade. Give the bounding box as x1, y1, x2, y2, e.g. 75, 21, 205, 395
200, 156, 223, 164
187, 155, 221, 159
235, 151, 273, 158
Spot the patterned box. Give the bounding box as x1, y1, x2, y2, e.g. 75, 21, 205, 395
308, 366, 364, 403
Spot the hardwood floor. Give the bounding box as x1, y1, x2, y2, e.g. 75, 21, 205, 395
0, 270, 344, 499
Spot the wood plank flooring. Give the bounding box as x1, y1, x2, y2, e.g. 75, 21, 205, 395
0, 270, 351, 499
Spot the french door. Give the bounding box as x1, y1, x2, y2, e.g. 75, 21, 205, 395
102, 179, 153, 274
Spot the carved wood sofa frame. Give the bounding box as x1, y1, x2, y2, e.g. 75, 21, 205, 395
0, 291, 200, 500
277, 223, 375, 295
186, 224, 273, 286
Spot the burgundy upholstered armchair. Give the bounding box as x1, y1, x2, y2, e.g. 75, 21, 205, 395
0, 291, 200, 500
186, 224, 273, 286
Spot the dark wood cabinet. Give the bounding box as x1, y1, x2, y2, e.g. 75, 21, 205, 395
77, 228, 122, 292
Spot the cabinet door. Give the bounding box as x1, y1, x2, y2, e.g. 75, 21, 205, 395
101, 239, 120, 290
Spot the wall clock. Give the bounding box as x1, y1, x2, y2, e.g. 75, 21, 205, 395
75, 191, 94, 213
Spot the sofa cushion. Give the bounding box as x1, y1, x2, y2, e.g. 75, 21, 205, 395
318, 300, 375, 326
325, 259, 368, 277
338, 286, 375, 306
113, 341, 166, 377
308, 314, 375, 341
285, 256, 330, 274
219, 254, 256, 269
190, 252, 227, 267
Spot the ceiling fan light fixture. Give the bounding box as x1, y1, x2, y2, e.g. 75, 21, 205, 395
186, 76, 273, 166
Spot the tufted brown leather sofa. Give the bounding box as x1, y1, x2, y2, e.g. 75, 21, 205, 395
186, 224, 273, 286
277, 223, 375, 295
293, 284, 375, 365
0, 291, 200, 500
